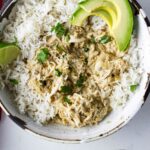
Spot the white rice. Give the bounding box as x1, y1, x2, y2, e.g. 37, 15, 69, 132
111, 38, 143, 108
0, 0, 143, 124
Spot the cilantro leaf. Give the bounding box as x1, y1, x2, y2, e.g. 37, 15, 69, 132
64, 97, 72, 105
55, 69, 62, 77
51, 22, 67, 38
130, 84, 139, 92
9, 79, 19, 85
60, 85, 73, 94
37, 48, 49, 63
76, 74, 86, 87
99, 35, 111, 44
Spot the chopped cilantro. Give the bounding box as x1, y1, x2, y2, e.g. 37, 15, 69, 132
9, 79, 19, 85
99, 35, 111, 44
51, 22, 67, 38
130, 84, 138, 92
64, 97, 72, 105
60, 85, 73, 94
76, 74, 86, 87
37, 48, 49, 63
55, 69, 62, 77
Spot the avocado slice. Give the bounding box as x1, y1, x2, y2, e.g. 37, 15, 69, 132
70, 7, 90, 26
79, 0, 117, 23
79, 0, 115, 12
70, 7, 113, 27
110, 0, 133, 51
93, 8, 113, 28
70, 0, 133, 51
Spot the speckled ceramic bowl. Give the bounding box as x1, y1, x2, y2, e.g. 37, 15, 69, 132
0, 0, 150, 143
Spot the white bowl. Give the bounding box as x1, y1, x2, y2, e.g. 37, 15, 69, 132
0, 0, 150, 143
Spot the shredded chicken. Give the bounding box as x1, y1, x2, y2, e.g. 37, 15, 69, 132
27, 23, 129, 128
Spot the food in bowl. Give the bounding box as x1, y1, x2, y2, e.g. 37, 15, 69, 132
0, 0, 142, 128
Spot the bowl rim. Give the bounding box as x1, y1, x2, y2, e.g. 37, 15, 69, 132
0, 0, 150, 144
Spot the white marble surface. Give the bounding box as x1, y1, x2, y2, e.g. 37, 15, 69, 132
1, 0, 150, 150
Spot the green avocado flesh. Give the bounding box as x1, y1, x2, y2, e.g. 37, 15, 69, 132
93, 8, 113, 28
0, 42, 20, 65
79, 0, 117, 23
110, 0, 133, 51
70, 7, 90, 26
70, 0, 133, 51
70, 7, 113, 27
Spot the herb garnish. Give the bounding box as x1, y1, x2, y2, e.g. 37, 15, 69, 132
55, 69, 62, 77
76, 74, 86, 87
130, 84, 138, 92
64, 97, 72, 105
99, 35, 111, 44
60, 85, 73, 94
51, 22, 68, 38
9, 79, 19, 85
37, 48, 49, 63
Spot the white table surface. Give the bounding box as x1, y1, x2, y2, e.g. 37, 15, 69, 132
1, 0, 150, 150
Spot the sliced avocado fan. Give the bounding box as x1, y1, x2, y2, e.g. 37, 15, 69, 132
0, 42, 20, 65
70, 0, 133, 51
